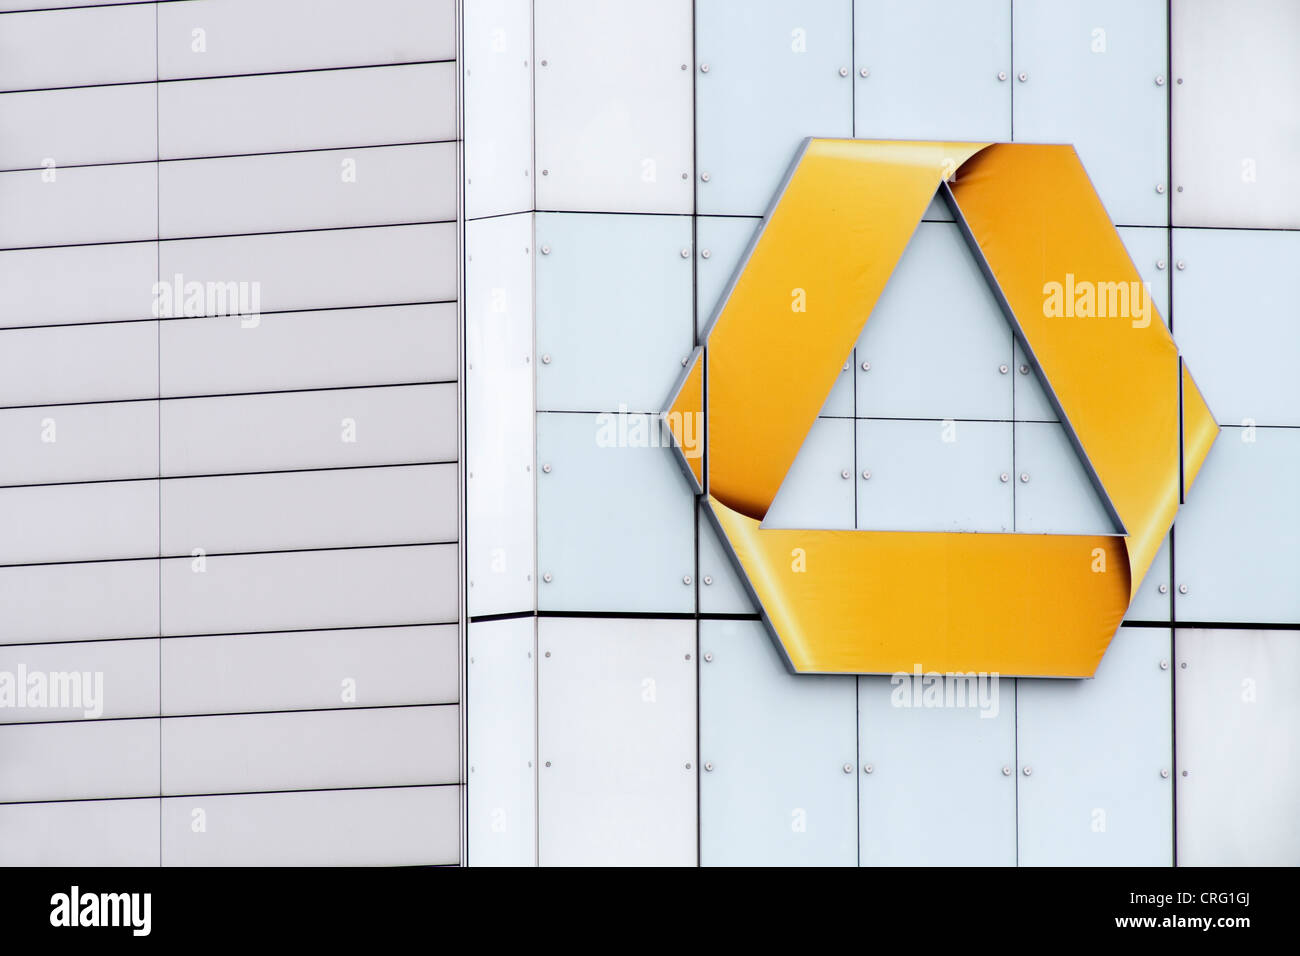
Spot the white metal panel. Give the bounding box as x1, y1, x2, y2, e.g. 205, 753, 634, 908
1174, 426, 1300, 624
765, 417, 855, 530
857, 418, 1013, 532
0, 321, 156, 407
0, 558, 158, 646
854, 0, 1011, 141
161, 786, 459, 866
1126, 531, 1172, 623
1013, 339, 1057, 422
536, 213, 694, 413
0, 798, 159, 867
535, 0, 694, 213
466, 214, 535, 616
1172, 229, 1300, 426
536, 412, 695, 614
0, 401, 158, 487
0, 4, 155, 92
467, 617, 537, 866
464, 0, 534, 219
1013, 0, 1168, 226
1176, 628, 1300, 865
0, 162, 156, 248
161, 464, 456, 556
161, 304, 456, 397
538, 617, 696, 866
699, 619, 856, 866
1016, 627, 1173, 865
162, 625, 457, 716
158, 224, 456, 315
696, 216, 760, 328
0, 718, 160, 802
696, 0, 853, 216
0, 480, 157, 565
1014, 421, 1119, 534
1116, 226, 1170, 325
1172, 0, 1300, 228
159, 63, 457, 159
858, 673, 1016, 866
0, 638, 157, 722
160, 384, 456, 477
157, 0, 455, 79
698, 504, 759, 615
160, 544, 458, 636
0, 84, 155, 170
0, 242, 156, 328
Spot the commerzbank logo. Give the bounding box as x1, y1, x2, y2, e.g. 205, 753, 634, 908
663, 139, 1219, 678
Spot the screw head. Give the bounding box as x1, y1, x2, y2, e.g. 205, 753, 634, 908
1176, 260, 1186, 270
1023, 766, 1033, 776
542, 572, 552, 583
704, 762, 714, 771
1002, 766, 1012, 776
1182, 770, 1189, 776
1178, 583, 1188, 594
1157, 259, 1167, 270
545, 760, 551, 767
1020, 472, 1030, 483
842, 763, 853, 773
541, 353, 551, 364
1017, 71, 1028, 82
541, 169, 548, 176
1000, 472, 1010, 483
680, 248, 690, 259
704, 652, 713, 662
703, 575, 713, 586
863, 764, 874, 774
1161, 768, 1170, 778
1160, 659, 1170, 670
861, 469, 872, 480
700, 171, 711, 182
859, 67, 870, 78
699, 63, 709, 73
681, 356, 689, 366
1155, 75, 1165, 86
541, 463, 551, 473
840, 469, 851, 480
544, 651, 551, 658
1156, 184, 1166, 194
540, 245, 550, 255
681, 172, 688, 180
860, 360, 871, 371
682, 575, 692, 586
999, 364, 1009, 374
1181, 662, 1187, 669
839, 67, 849, 77
998, 71, 1008, 81
701, 248, 711, 259
1158, 583, 1168, 594
1018, 364, 1029, 374
540, 59, 547, 67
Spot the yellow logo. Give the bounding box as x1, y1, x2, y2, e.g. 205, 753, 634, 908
664, 140, 1218, 677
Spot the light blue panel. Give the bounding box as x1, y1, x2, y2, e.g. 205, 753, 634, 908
921, 191, 953, 222
1017, 627, 1173, 866
696, 0, 853, 216
1126, 531, 1171, 623
1116, 226, 1170, 325
700, 619, 857, 866
857, 419, 1012, 532
696, 216, 760, 329
537, 412, 695, 613
1172, 228, 1300, 426
820, 355, 854, 417
536, 213, 694, 413
1013, 340, 1057, 422
1014, 421, 1119, 534
764, 417, 855, 530
1013, 0, 1168, 226
854, 0, 1011, 140
859, 674, 1016, 866
698, 504, 758, 615
855, 221, 1013, 421
1174, 426, 1300, 624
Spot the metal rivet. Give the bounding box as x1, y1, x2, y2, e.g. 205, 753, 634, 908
1023, 766, 1032, 776
1019, 364, 1029, 374
681, 172, 688, 180
703, 575, 713, 586
704, 652, 713, 663
1019, 472, 1030, 483
839, 67, 849, 77
545, 760, 551, 767
704, 762, 714, 771
1158, 583, 1168, 594
1155, 75, 1165, 86
1156, 259, 1167, 270
541, 353, 551, 364
544, 651, 551, 657
1002, 766, 1012, 776
541, 169, 548, 176
997, 71, 1008, 81
699, 63, 709, 73
685, 762, 691, 769
680, 64, 687, 71
1178, 583, 1188, 594
1160, 659, 1169, 670
1181, 662, 1187, 669
1000, 472, 1010, 483
1177, 185, 1184, 193
863, 764, 874, 774
540, 245, 550, 255
1160, 768, 1170, 778
1017, 71, 1028, 82
861, 469, 872, 480
701, 248, 711, 259
1176, 260, 1186, 270
1177, 77, 1183, 85
700, 171, 711, 182
542, 573, 552, 583
540, 59, 547, 67
1182, 770, 1189, 776
1156, 184, 1166, 194
680, 248, 690, 259
999, 364, 1009, 374
681, 356, 689, 367
685, 654, 691, 661
541, 463, 551, 473
682, 575, 692, 586
840, 469, 851, 480
860, 360, 871, 371
859, 67, 870, 78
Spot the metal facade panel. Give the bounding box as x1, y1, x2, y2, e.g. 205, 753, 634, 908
698, 503, 758, 615
0, 401, 158, 487
1176, 628, 1300, 865
0, 242, 156, 329
0, 798, 159, 866
0, 4, 155, 92
1012, 0, 1168, 226
764, 417, 855, 530
0, 559, 158, 646
464, 0, 534, 219
1126, 531, 1172, 622
0, 637, 159, 722
0, 718, 160, 802
1016, 627, 1173, 865
696, 216, 760, 328
696, 0, 852, 216
699, 619, 856, 866
162, 625, 458, 716
1013, 421, 1119, 534
161, 786, 459, 866
0, 480, 157, 564
467, 617, 537, 866
1116, 226, 1170, 325
534, 0, 693, 213
0, 84, 156, 169
537, 617, 696, 866
535, 213, 694, 413
0, 321, 156, 407
858, 673, 1016, 866
854, 0, 1011, 141
536, 412, 694, 613
0, 162, 156, 248
1014, 339, 1058, 423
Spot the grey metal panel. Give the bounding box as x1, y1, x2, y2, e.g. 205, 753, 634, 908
0, 718, 160, 801
161, 786, 458, 866
161, 464, 456, 556
1014, 421, 1119, 534
535, 212, 694, 413
463, 0, 534, 219
0, 162, 156, 248
161, 705, 459, 795
160, 384, 455, 477
160, 544, 457, 636
858, 674, 1016, 866
0, 480, 157, 565
158, 0, 456, 80
538, 617, 696, 866
0, 84, 156, 170
0, 321, 156, 407
1172, 0, 1300, 229
1016, 627, 1173, 866
0, 242, 155, 328
162, 625, 457, 716
159, 62, 457, 160
0, 4, 155, 92
0, 558, 158, 646
159, 144, 456, 240
1176, 628, 1300, 865
161, 304, 456, 398
158, 224, 456, 315
467, 617, 537, 866
0, 638, 158, 722
699, 619, 857, 866
0, 401, 158, 487
765, 417, 855, 530
0, 798, 159, 867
